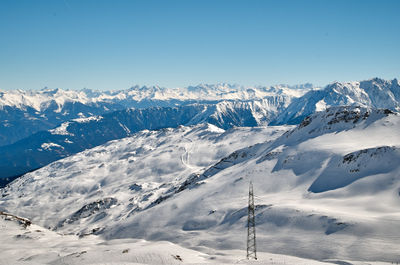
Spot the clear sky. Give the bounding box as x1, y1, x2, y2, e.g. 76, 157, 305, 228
0, 0, 399, 90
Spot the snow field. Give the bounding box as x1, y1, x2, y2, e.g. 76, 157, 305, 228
1, 106, 400, 263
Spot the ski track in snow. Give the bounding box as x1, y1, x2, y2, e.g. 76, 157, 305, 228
181, 138, 195, 169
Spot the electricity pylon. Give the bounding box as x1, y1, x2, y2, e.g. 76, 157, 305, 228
247, 181, 257, 260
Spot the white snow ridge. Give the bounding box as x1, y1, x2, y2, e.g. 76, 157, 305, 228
1, 103, 400, 264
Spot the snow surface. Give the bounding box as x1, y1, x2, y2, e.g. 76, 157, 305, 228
0, 213, 387, 265
1, 106, 400, 264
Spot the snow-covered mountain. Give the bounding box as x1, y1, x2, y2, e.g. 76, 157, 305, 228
1, 78, 399, 149
0, 98, 122, 147
0, 87, 127, 147
1, 106, 399, 262
0, 101, 287, 180
0, 84, 310, 110
271, 78, 400, 124
0, 84, 307, 146
1, 77, 398, 179
0, 123, 289, 234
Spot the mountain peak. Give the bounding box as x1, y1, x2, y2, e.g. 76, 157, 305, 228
282, 106, 396, 143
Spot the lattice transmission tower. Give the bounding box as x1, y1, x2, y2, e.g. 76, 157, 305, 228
246, 181, 257, 260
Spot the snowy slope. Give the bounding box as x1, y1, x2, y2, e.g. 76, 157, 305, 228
0, 123, 289, 231
1, 106, 400, 263
1, 212, 349, 265
0, 101, 286, 180
101, 107, 400, 262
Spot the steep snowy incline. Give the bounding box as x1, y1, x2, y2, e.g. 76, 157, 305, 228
1, 106, 400, 263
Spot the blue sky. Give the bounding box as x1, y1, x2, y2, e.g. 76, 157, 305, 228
0, 0, 399, 90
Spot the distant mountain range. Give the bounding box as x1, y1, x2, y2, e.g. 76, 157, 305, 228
0, 78, 399, 181
0, 84, 308, 146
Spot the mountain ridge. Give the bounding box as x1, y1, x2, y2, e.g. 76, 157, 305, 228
0, 83, 307, 147
0, 102, 281, 180
0, 83, 311, 111
0, 77, 399, 182
271, 77, 400, 125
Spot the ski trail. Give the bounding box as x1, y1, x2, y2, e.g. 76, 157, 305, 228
180, 138, 194, 169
